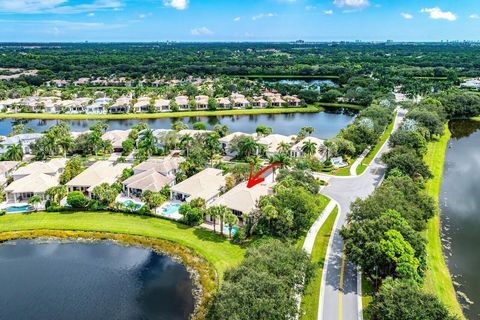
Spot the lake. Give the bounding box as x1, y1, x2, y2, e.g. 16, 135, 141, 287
0, 108, 356, 139
440, 120, 480, 319
0, 239, 195, 320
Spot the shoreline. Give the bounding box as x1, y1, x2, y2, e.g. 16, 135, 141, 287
0, 106, 320, 120
423, 124, 465, 319
0, 229, 217, 320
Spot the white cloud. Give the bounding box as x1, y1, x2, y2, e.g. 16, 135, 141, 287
252, 12, 276, 20
163, 0, 188, 10
469, 14, 480, 19
87, 12, 95, 17
191, 26, 213, 36
305, 5, 317, 11
0, 0, 123, 14
233, 16, 241, 21
421, 7, 457, 21
400, 12, 413, 20
333, 0, 369, 8
324, 10, 333, 15
0, 18, 126, 30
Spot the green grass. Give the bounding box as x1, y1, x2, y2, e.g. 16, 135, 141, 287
331, 165, 353, 176
357, 112, 397, 175
471, 116, 480, 121
296, 194, 332, 249
422, 125, 464, 319
300, 206, 338, 320
0, 211, 245, 279
361, 277, 375, 320
0, 106, 319, 120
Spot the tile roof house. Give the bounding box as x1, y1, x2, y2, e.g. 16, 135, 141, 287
219, 132, 257, 157
66, 161, 131, 197
290, 137, 326, 161
122, 169, 174, 198
0, 133, 44, 155
209, 181, 273, 220
133, 157, 184, 177
195, 95, 209, 110
257, 134, 297, 157
175, 96, 190, 111
0, 161, 19, 186
101, 130, 131, 152
155, 98, 171, 112
170, 168, 227, 204
216, 97, 231, 109
133, 96, 151, 113
109, 96, 132, 114
5, 158, 67, 203
231, 93, 249, 109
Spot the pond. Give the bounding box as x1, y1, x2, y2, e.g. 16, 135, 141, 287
0, 239, 195, 320
0, 108, 356, 139
440, 120, 480, 319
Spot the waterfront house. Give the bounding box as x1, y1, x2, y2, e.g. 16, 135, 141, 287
175, 96, 190, 111
109, 96, 131, 114
122, 169, 174, 198
208, 181, 272, 223
133, 96, 151, 113
0, 133, 44, 155
216, 97, 231, 109
252, 96, 268, 109
0, 98, 22, 112
85, 97, 110, 114
177, 129, 213, 138
270, 95, 286, 107
155, 98, 171, 112
73, 77, 90, 86
170, 168, 227, 204
219, 132, 257, 157
290, 137, 326, 161
5, 158, 67, 203
231, 93, 249, 109
66, 161, 131, 197
101, 130, 131, 153
284, 95, 302, 107
195, 95, 209, 110
257, 134, 296, 157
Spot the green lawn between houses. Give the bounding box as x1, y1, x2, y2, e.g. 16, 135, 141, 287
0, 106, 319, 120
300, 206, 338, 320
0, 211, 245, 279
422, 124, 465, 319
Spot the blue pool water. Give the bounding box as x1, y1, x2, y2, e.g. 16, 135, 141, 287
223, 225, 238, 236
5, 205, 33, 214
123, 200, 142, 211
162, 203, 181, 215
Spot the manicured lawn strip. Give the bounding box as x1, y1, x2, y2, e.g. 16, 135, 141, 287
0, 211, 245, 279
330, 165, 352, 176
471, 116, 480, 121
317, 102, 365, 111
422, 124, 464, 319
0, 106, 319, 120
357, 111, 397, 175
361, 277, 375, 320
300, 206, 338, 320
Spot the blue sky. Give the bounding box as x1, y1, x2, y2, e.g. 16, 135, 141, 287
1, 0, 480, 42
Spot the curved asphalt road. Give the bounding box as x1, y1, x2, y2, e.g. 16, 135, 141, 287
317, 108, 406, 320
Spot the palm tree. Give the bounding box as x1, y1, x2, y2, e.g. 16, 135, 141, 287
5, 144, 23, 161
87, 130, 103, 156
205, 133, 220, 166
46, 185, 67, 205
28, 195, 42, 212
59, 135, 73, 158
207, 206, 221, 233
138, 128, 156, 157
212, 205, 231, 236
277, 141, 291, 154
225, 213, 239, 239
301, 140, 317, 156
179, 134, 194, 156
237, 137, 258, 159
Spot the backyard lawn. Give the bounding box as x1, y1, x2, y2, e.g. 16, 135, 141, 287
0, 211, 245, 278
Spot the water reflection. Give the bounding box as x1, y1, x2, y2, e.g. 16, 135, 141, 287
0, 240, 195, 320
441, 120, 480, 319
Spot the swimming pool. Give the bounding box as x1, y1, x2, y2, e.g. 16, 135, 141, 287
223, 225, 238, 236
123, 200, 142, 211
162, 203, 181, 215
5, 205, 34, 214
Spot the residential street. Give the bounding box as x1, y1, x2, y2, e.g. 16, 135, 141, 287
317, 108, 406, 320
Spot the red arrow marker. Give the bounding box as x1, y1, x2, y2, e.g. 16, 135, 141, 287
247, 162, 282, 188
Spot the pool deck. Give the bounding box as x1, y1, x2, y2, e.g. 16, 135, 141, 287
156, 201, 183, 220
